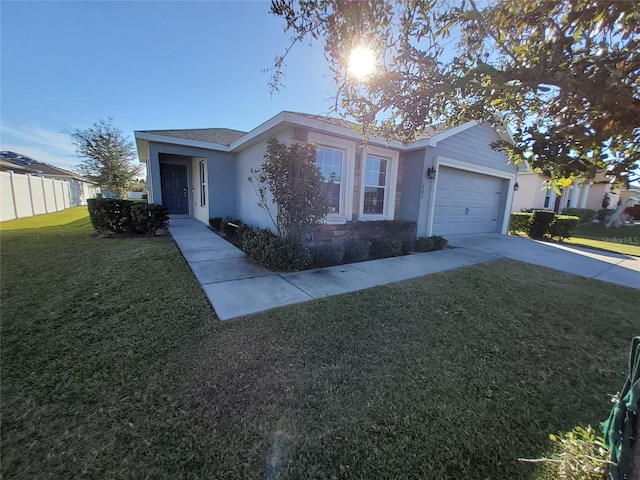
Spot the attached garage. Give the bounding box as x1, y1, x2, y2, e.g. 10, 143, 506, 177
424, 155, 515, 237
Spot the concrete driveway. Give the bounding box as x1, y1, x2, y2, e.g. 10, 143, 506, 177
447, 233, 640, 289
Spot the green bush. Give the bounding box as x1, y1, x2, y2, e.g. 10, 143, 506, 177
209, 217, 223, 230
236, 222, 252, 243
561, 208, 597, 224
242, 228, 311, 271
130, 204, 169, 234
343, 240, 370, 263
87, 198, 134, 234
222, 217, 244, 237
400, 238, 415, 255
87, 199, 167, 235
350, 220, 417, 240
509, 212, 532, 233
548, 215, 580, 241
528, 210, 556, 239
414, 236, 448, 252
595, 208, 616, 223
311, 244, 345, 266
369, 238, 403, 259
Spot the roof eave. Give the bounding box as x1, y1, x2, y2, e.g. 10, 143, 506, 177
134, 131, 231, 152
229, 111, 408, 152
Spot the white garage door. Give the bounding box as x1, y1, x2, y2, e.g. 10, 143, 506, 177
432, 166, 505, 235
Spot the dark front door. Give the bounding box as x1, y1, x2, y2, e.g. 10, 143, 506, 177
160, 164, 188, 214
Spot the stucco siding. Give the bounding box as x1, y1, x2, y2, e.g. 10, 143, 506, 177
397, 149, 425, 223
148, 142, 236, 222
435, 124, 513, 174
235, 128, 290, 230
512, 173, 548, 211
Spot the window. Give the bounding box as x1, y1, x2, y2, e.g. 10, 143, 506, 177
315, 147, 343, 214
199, 160, 206, 207
363, 156, 387, 214
543, 192, 550, 208
358, 146, 399, 220
308, 131, 356, 223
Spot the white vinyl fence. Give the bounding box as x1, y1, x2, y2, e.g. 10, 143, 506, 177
0, 171, 98, 222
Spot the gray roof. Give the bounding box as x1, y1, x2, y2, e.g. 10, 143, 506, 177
139, 112, 457, 148
0, 152, 95, 183
285, 111, 362, 130
286, 111, 452, 141
140, 128, 247, 146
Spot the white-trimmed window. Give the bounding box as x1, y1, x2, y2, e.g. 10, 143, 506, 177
359, 146, 399, 220
316, 147, 342, 213
199, 159, 206, 207
309, 132, 355, 223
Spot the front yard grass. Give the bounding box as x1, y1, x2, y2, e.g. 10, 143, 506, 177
2, 208, 638, 479
563, 222, 640, 256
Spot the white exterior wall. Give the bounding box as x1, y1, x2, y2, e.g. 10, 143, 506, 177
585, 183, 618, 211
620, 189, 640, 206
511, 172, 548, 212
235, 129, 291, 230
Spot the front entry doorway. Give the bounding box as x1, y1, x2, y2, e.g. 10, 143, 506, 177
160, 163, 188, 214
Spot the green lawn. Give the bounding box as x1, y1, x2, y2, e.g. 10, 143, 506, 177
2, 208, 638, 479
563, 222, 640, 256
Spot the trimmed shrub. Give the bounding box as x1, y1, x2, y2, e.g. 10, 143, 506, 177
528, 210, 556, 239
595, 208, 616, 223
400, 238, 415, 255
236, 222, 252, 243
509, 212, 533, 233
369, 238, 403, 259
242, 228, 311, 271
343, 240, 370, 263
209, 217, 223, 231
222, 217, 244, 236
87, 198, 134, 234
414, 236, 448, 252
130, 204, 169, 234
311, 244, 345, 266
548, 215, 580, 241
561, 208, 596, 224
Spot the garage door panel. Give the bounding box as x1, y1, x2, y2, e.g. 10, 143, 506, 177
432, 167, 505, 236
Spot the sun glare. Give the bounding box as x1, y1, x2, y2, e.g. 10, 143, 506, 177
348, 46, 376, 81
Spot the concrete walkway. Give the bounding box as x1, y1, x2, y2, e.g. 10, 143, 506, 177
168, 218, 492, 320
169, 219, 640, 320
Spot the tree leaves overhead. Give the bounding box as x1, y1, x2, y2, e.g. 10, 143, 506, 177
271, 0, 640, 185
71, 119, 142, 199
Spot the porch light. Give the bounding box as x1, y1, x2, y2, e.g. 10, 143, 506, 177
514, 182, 520, 191
426, 167, 436, 180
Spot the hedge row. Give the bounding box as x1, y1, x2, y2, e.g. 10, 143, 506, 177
87, 199, 168, 235
509, 210, 580, 240
211, 217, 448, 271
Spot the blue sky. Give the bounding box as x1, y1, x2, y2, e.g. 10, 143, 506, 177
1, 1, 336, 171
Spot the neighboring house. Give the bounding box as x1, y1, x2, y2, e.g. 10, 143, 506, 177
134, 111, 517, 237
619, 187, 640, 206
512, 167, 620, 213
